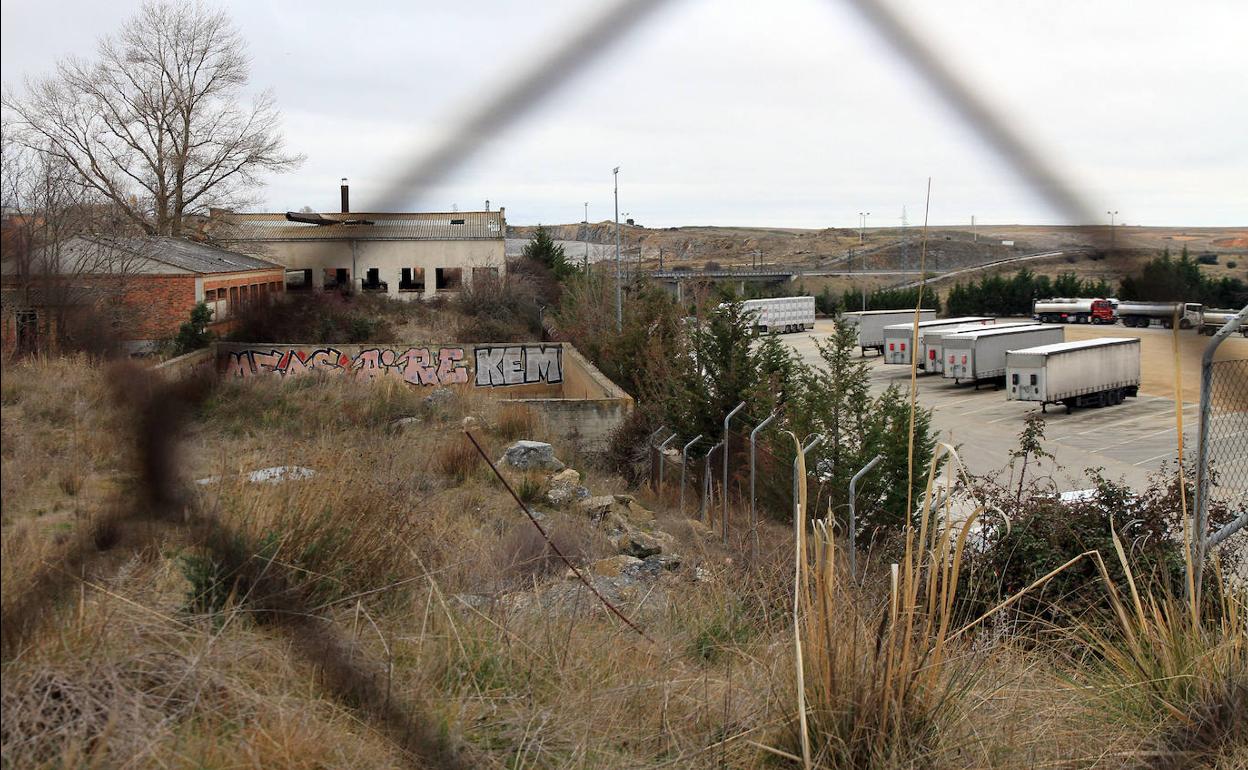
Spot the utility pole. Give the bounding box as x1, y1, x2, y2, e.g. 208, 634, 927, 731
972, 214, 977, 242
1107, 210, 1118, 251
614, 167, 621, 331
859, 211, 870, 244
583, 201, 590, 273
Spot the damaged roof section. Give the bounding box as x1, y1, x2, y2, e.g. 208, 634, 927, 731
213, 210, 505, 242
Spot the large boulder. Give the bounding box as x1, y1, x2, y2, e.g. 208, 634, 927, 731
546, 468, 591, 508
575, 494, 655, 526
499, 440, 565, 472
610, 529, 676, 560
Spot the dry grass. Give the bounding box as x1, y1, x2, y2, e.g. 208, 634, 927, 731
3, 354, 1244, 768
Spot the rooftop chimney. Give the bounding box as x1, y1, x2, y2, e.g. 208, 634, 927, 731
340, 178, 349, 214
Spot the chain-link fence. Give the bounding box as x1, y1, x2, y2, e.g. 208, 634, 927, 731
1193, 308, 1248, 593
1205, 358, 1248, 513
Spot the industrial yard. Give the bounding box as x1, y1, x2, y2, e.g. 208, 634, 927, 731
781, 320, 1248, 493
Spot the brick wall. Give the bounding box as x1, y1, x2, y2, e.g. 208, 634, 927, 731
119, 275, 198, 340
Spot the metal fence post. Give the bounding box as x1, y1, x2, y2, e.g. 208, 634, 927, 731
680, 435, 703, 516
847, 454, 884, 581
1192, 303, 1248, 602
750, 410, 779, 562
722, 402, 746, 544
656, 432, 678, 494
703, 441, 724, 525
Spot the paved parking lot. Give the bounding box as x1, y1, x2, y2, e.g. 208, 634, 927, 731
781, 320, 1244, 496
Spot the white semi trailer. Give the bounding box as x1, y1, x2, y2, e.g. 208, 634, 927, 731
923, 321, 1038, 374
1116, 301, 1204, 329
1006, 337, 1140, 413
881, 317, 995, 365
942, 325, 1063, 386
841, 309, 936, 356
741, 296, 816, 333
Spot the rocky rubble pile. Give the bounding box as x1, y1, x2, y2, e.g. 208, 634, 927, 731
492, 440, 708, 615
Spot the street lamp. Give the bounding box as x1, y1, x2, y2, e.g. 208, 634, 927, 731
858, 211, 871, 244
582, 201, 590, 273
614, 167, 621, 331
1107, 210, 1119, 250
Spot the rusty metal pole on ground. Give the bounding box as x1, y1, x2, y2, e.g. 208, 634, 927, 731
680, 435, 703, 517
847, 454, 884, 581
722, 402, 746, 545
749, 410, 779, 562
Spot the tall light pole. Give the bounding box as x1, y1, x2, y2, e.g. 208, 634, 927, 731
858, 211, 871, 244
1107, 210, 1119, 251
614, 167, 621, 331
583, 201, 590, 273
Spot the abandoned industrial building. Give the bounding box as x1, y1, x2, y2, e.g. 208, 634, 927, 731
1, 235, 285, 354
209, 180, 506, 299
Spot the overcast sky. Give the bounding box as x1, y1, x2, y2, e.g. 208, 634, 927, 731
3, 0, 1246, 228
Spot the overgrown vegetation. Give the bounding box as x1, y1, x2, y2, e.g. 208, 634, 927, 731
945, 269, 1113, 316
227, 292, 401, 343
1120, 248, 1248, 307
3, 353, 1246, 768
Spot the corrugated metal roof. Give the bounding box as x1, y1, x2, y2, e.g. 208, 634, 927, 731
70, 235, 283, 274
215, 211, 505, 242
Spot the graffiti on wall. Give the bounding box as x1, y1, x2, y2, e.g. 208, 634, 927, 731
220, 344, 563, 388
474, 345, 562, 386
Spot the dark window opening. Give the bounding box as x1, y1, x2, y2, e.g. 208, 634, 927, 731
16, 309, 38, 354
324, 268, 349, 290
363, 267, 387, 292
1011, 374, 1018, 385
399, 267, 426, 292
1030, 374, 1038, 386
229, 286, 239, 305
450, 218, 465, 225
286, 269, 313, 291
435, 267, 463, 291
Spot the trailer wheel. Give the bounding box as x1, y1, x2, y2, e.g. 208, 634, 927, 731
1179, 318, 1192, 330
1064, 398, 1075, 414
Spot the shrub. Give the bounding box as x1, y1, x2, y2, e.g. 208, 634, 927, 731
452, 271, 542, 342
1227, 260, 1237, 269
173, 302, 215, 355
227, 292, 395, 344
495, 404, 534, 441
435, 440, 480, 482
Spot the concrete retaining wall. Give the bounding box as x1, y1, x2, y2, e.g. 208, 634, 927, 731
196, 340, 631, 452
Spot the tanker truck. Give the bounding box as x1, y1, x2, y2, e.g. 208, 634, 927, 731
1032, 298, 1116, 325
1116, 301, 1204, 329
1198, 307, 1248, 336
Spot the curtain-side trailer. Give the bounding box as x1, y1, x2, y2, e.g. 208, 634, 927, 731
942, 325, 1062, 386
1006, 338, 1140, 413
841, 309, 936, 356
881, 317, 995, 365
922, 321, 1037, 374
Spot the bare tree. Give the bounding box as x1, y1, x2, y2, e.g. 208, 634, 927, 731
3, 1, 301, 237
2, 128, 146, 354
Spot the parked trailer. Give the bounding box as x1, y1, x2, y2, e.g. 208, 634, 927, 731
923, 321, 1038, 375
881, 317, 995, 365
1033, 298, 1116, 325
1117, 301, 1204, 329
741, 296, 816, 333
942, 325, 1063, 386
842, 309, 936, 356
1199, 308, 1248, 337
1006, 337, 1140, 413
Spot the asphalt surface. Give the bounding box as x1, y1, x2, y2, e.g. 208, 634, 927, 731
779, 320, 1243, 497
